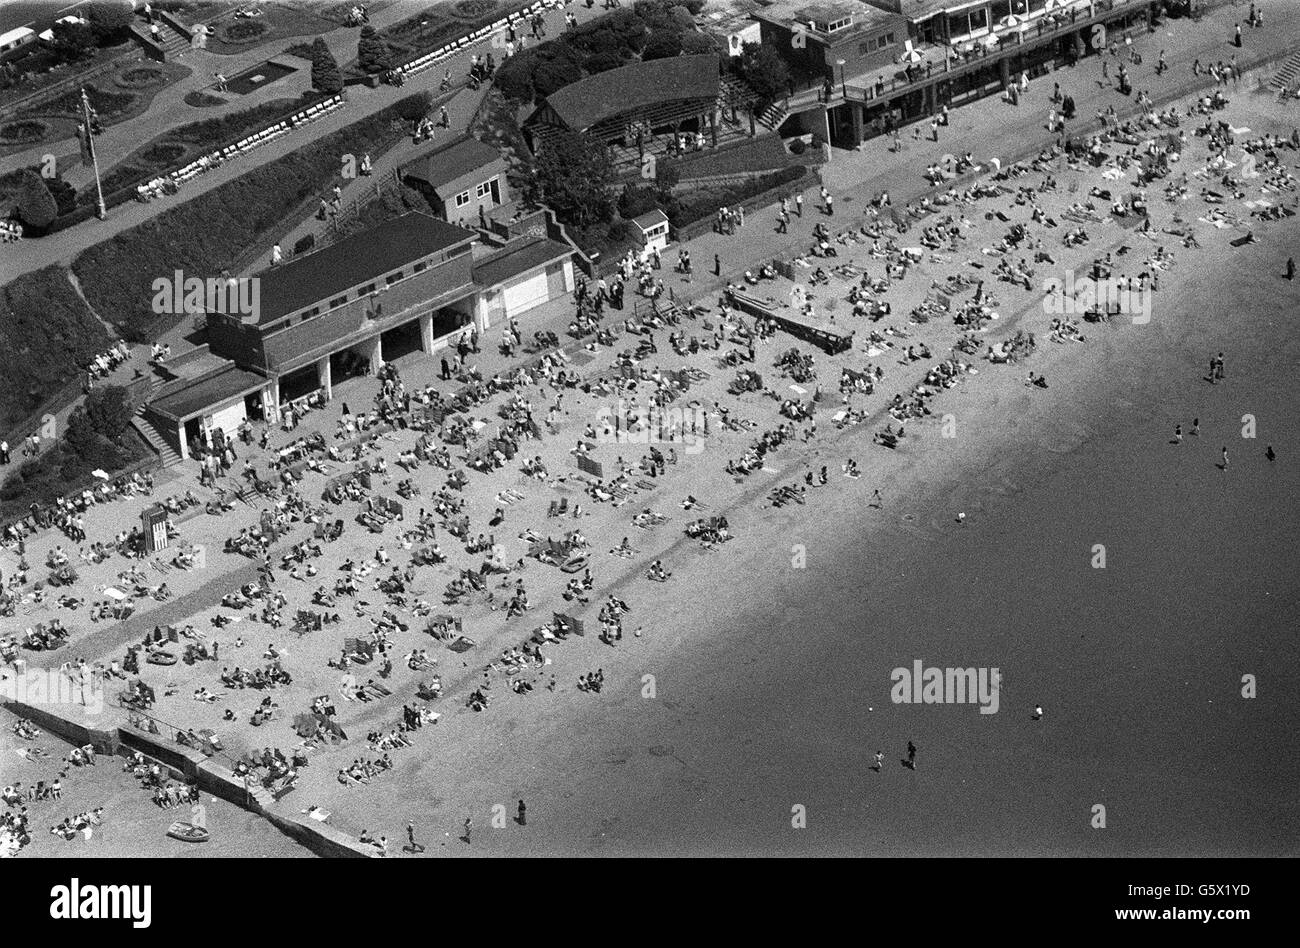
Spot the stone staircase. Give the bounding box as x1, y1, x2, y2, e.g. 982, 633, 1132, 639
758, 100, 789, 133
1267, 51, 1300, 100
131, 377, 181, 468
133, 14, 191, 60
132, 413, 181, 468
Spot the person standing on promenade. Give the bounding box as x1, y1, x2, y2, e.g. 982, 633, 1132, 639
1234, 23, 1242, 48
795, 193, 803, 217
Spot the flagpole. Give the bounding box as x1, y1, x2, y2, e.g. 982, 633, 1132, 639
81, 88, 106, 220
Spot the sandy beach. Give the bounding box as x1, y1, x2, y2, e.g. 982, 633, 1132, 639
331, 96, 1300, 858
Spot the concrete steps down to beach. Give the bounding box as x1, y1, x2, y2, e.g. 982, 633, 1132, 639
1267, 51, 1300, 98
131, 413, 181, 468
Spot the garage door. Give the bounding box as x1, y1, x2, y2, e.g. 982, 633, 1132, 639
502, 269, 550, 316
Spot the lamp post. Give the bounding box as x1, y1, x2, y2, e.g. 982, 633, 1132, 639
836, 58, 846, 99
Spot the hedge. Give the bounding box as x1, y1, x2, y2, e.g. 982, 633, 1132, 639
70, 92, 432, 341
0, 265, 112, 436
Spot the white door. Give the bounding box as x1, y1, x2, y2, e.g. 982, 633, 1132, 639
502, 270, 550, 315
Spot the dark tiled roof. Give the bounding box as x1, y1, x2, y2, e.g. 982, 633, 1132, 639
403, 137, 507, 194
149, 366, 267, 422
254, 213, 476, 325
471, 237, 571, 287
531, 54, 720, 133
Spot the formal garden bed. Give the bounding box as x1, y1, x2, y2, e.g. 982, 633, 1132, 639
0, 43, 131, 110
14, 61, 192, 145
113, 64, 169, 90
204, 4, 339, 56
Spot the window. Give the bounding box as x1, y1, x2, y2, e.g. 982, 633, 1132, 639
330, 295, 347, 308
455, 190, 471, 207
358, 283, 376, 295
301, 306, 320, 320
876, 32, 895, 50
413, 260, 427, 272
387, 270, 404, 285
475, 178, 494, 199
825, 17, 851, 33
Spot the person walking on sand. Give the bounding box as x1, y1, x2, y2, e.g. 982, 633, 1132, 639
1221, 446, 1230, 470
872, 751, 884, 772
795, 193, 803, 217
870, 489, 883, 508
517, 800, 527, 826
1173, 423, 1183, 443
462, 815, 473, 844
1190, 418, 1199, 437
1287, 256, 1295, 280
1266, 444, 1276, 462
906, 741, 917, 769
1214, 352, 1225, 381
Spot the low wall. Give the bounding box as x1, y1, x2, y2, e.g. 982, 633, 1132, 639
0, 697, 118, 754
263, 811, 376, 858
673, 165, 822, 244
0, 696, 376, 857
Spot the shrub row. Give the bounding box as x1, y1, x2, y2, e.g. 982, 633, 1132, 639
0, 265, 112, 435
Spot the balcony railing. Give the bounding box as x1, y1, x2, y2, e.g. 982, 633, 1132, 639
835, 0, 1146, 106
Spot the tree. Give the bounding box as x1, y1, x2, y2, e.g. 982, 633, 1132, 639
357, 25, 393, 73
51, 20, 95, 62
584, 50, 625, 74
737, 42, 791, 107
531, 131, 615, 229
45, 176, 78, 216
310, 38, 343, 94
86, 1, 134, 47
680, 31, 719, 55
84, 385, 131, 438
393, 91, 432, 122
642, 29, 684, 60
531, 58, 582, 99
15, 170, 58, 231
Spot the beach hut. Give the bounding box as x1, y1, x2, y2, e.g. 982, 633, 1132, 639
631, 209, 670, 254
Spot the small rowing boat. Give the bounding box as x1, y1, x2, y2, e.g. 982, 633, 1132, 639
167, 821, 209, 843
